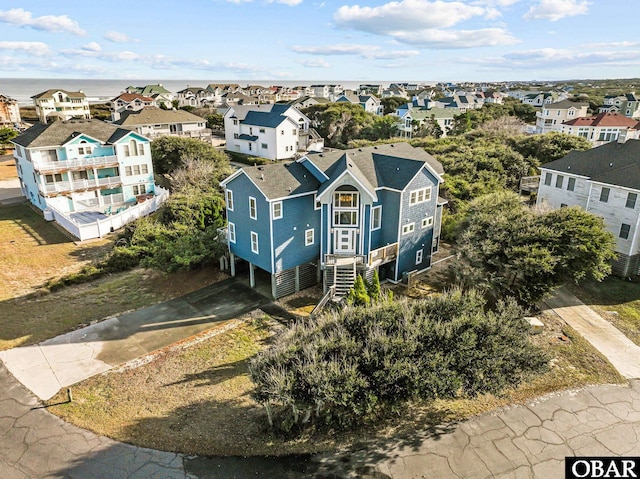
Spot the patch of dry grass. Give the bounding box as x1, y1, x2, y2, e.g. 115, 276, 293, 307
47, 303, 625, 457
48, 315, 340, 457
0, 202, 112, 301
0, 154, 17, 180
0, 266, 227, 351
569, 277, 640, 346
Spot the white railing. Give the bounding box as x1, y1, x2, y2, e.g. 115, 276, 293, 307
34, 155, 119, 173
44, 186, 169, 241
40, 176, 122, 194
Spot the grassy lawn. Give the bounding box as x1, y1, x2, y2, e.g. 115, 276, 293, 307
0, 154, 16, 180
0, 202, 113, 301
47, 302, 624, 457
569, 277, 640, 346
0, 201, 229, 350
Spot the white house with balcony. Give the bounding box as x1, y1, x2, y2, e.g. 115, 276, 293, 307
535, 100, 589, 134
560, 112, 640, 147
537, 138, 640, 276
32, 89, 92, 124
110, 93, 157, 121
12, 119, 167, 240
113, 107, 209, 140
224, 104, 324, 160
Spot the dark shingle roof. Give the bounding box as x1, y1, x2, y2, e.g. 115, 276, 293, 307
242, 110, 290, 128
540, 139, 640, 190
227, 143, 443, 200
12, 119, 136, 148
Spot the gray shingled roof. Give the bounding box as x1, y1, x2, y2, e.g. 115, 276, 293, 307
12, 119, 135, 148
545, 99, 589, 109
540, 139, 640, 190
31, 89, 87, 99
227, 142, 443, 200
114, 107, 205, 126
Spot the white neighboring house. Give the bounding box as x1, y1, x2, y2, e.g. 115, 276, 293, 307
535, 100, 589, 134
335, 90, 384, 115
561, 112, 640, 147
176, 87, 216, 108
32, 89, 91, 124
536, 138, 640, 277
110, 93, 157, 121
224, 104, 324, 160
394, 102, 458, 138
114, 107, 209, 140
11, 119, 167, 240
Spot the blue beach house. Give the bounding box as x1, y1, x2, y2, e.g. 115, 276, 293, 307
220, 143, 446, 299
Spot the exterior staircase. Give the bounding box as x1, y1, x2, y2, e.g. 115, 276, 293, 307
333, 260, 356, 301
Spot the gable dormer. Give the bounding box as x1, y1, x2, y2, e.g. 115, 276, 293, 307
296, 156, 329, 183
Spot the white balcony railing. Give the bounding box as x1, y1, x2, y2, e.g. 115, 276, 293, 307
40, 176, 122, 195
34, 155, 119, 173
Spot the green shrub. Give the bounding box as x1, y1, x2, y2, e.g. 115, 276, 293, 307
250, 288, 548, 432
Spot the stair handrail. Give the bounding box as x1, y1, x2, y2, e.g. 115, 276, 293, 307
311, 285, 336, 318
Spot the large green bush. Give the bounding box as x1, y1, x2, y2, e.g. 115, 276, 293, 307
250, 288, 548, 431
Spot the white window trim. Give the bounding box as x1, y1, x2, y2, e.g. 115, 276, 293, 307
226, 190, 234, 211
251, 231, 259, 254
272, 201, 283, 220
409, 186, 432, 205
402, 223, 415, 235
421, 216, 434, 229
314, 193, 321, 210
416, 249, 423, 265
305, 228, 314, 246
372, 205, 382, 231
228, 222, 236, 243
249, 196, 257, 220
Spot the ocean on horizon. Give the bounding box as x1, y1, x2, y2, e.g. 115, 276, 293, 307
0, 78, 412, 105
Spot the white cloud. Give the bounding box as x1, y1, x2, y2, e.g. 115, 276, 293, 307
268, 0, 303, 5
0, 8, 85, 35
298, 58, 331, 68
334, 0, 489, 33
393, 27, 517, 48
0, 41, 50, 56
104, 31, 133, 43
292, 43, 420, 59
523, 0, 590, 22
82, 42, 102, 52
462, 45, 640, 72
332, 0, 517, 48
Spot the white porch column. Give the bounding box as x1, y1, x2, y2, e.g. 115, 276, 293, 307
230, 253, 236, 277
249, 263, 255, 288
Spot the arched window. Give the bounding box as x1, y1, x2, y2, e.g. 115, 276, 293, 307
129, 139, 138, 156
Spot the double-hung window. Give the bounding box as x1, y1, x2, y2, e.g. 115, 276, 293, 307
626, 192, 637, 209
272, 201, 282, 219
251, 232, 259, 253
305, 228, 314, 246
371, 206, 382, 230
228, 222, 236, 243
249, 197, 257, 220
226, 190, 234, 211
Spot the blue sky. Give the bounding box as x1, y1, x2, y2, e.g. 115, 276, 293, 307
0, 0, 637, 82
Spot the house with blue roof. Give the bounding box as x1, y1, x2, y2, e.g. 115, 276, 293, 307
220, 142, 446, 299
223, 104, 324, 160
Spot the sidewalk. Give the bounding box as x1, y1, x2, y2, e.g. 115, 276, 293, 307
0, 178, 23, 205
543, 286, 640, 379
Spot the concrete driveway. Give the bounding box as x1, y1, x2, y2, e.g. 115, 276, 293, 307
0, 278, 270, 400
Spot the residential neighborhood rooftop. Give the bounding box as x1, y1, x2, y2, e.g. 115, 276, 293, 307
541, 139, 640, 190
12, 119, 134, 147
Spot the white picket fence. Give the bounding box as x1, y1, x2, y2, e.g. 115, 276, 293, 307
45, 186, 169, 241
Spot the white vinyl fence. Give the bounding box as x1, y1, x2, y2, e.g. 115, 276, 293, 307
45, 186, 169, 241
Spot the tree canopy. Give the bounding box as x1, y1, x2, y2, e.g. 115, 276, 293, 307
453, 191, 616, 305
150, 136, 231, 178
303, 103, 377, 148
